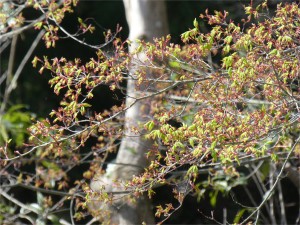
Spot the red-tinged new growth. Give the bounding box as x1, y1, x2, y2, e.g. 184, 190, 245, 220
2, 1, 300, 224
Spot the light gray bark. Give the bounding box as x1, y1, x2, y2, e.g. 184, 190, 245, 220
116, 0, 169, 182
90, 1, 168, 224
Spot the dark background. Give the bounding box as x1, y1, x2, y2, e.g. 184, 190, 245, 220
6, 0, 248, 117
1, 1, 298, 224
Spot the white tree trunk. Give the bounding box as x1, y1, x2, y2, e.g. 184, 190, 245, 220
90, 1, 168, 224
116, 0, 169, 179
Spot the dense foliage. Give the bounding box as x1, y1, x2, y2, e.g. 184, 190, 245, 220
1, 1, 299, 224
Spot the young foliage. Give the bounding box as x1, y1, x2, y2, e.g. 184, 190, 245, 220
1, 1, 300, 224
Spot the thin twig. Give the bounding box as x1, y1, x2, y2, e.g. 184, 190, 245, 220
7, 30, 45, 94
240, 134, 300, 224
277, 180, 287, 225
0, 14, 45, 41
0, 187, 39, 214
70, 194, 75, 225
0, 37, 11, 53
1, 34, 18, 113
269, 163, 276, 225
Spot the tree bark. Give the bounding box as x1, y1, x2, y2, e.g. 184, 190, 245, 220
116, 0, 169, 180
90, 1, 168, 224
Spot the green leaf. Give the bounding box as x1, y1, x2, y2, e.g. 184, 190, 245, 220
209, 190, 218, 207
0, 124, 9, 142
211, 149, 217, 162
32, 56, 39, 67
182, 114, 193, 126
145, 121, 155, 131
81, 103, 91, 107
187, 165, 198, 177
149, 129, 161, 139
233, 209, 246, 224
34, 21, 43, 30
37, 192, 44, 206
271, 153, 278, 162
269, 49, 278, 56
193, 18, 198, 28
224, 35, 233, 44
41, 160, 60, 171
173, 141, 184, 150
168, 60, 181, 69
210, 140, 217, 150
189, 138, 195, 148
47, 214, 60, 225
189, 137, 198, 148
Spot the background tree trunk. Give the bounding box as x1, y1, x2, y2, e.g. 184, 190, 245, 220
90, 0, 168, 224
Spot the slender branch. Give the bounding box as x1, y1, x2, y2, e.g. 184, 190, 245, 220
0, 71, 8, 86
0, 30, 45, 113
282, 45, 300, 54
3, 182, 85, 198
277, 180, 287, 225
48, 13, 117, 50
269, 163, 276, 225
86, 218, 98, 225
0, 14, 46, 41
240, 134, 300, 224
7, 30, 45, 93
0, 188, 39, 214
1, 35, 18, 113
70, 195, 75, 225
0, 37, 11, 53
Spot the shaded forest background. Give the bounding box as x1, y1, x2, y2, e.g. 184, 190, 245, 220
0, 0, 299, 224
4, 1, 250, 116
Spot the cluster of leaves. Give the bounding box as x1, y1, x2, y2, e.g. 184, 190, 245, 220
1, 1, 300, 224
0, 0, 24, 33
130, 2, 300, 220
0, 1, 109, 224
0, 0, 78, 37
0, 0, 83, 154
0, 105, 33, 155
